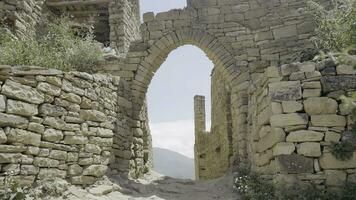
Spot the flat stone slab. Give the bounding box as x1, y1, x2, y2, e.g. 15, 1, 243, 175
321, 75, 356, 92
276, 154, 314, 174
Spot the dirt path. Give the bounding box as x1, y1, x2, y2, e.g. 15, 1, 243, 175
59, 171, 239, 200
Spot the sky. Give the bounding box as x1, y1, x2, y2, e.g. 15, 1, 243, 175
140, 0, 213, 158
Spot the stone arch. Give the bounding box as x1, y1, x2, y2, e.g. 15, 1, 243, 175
131, 28, 240, 112
127, 28, 251, 176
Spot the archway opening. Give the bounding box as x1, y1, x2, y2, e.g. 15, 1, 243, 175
147, 45, 213, 180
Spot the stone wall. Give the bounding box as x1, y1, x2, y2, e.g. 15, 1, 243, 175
0, 0, 46, 36
109, 0, 332, 175
248, 59, 355, 187
108, 0, 141, 56
0, 65, 135, 186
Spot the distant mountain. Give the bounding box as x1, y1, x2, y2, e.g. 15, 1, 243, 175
153, 147, 195, 180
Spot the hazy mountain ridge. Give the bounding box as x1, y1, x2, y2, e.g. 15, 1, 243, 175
153, 147, 195, 180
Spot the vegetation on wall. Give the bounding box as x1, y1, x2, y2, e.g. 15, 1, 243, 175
308, 0, 356, 160
307, 0, 356, 52
234, 169, 356, 200
0, 18, 103, 73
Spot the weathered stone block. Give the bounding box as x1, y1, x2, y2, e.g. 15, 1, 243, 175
6, 99, 38, 117
85, 144, 101, 154
319, 153, 356, 169
273, 25, 297, 39
7, 129, 41, 147
325, 131, 341, 143
67, 152, 79, 162
325, 170, 347, 186
270, 113, 308, 127
37, 82, 61, 96
39, 104, 67, 117
311, 115, 346, 127
258, 105, 272, 125
271, 102, 283, 114
1, 80, 44, 104
33, 157, 60, 168
43, 129, 63, 142
255, 150, 273, 166
303, 81, 321, 89
297, 142, 321, 157
68, 164, 83, 175
49, 150, 67, 161
348, 174, 356, 183
89, 137, 113, 147
276, 154, 314, 174
61, 92, 81, 104
0, 145, 27, 153
64, 135, 88, 145
78, 158, 93, 165
336, 64, 355, 75
286, 130, 324, 142
273, 142, 295, 156
28, 122, 45, 134
20, 165, 39, 175
303, 89, 321, 98
80, 110, 107, 122
321, 75, 356, 92
304, 97, 338, 115
96, 128, 114, 138
37, 168, 66, 179
0, 128, 6, 144
0, 113, 28, 129
280, 63, 299, 76
269, 81, 302, 101
0, 153, 22, 163
143, 12, 154, 22
259, 126, 271, 139
0, 95, 6, 112
282, 101, 303, 113
258, 128, 286, 152
71, 176, 96, 185
83, 165, 108, 177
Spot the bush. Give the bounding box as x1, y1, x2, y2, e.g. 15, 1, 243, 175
307, 0, 356, 52
0, 18, 102, 73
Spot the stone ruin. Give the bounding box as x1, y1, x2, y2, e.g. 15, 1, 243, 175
0, 0, 355, 191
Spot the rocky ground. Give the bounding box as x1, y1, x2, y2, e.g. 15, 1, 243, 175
47, 171, 238, 200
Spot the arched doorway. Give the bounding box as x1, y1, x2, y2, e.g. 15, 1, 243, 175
148, 45, 213, 179
126, 29, 246, 178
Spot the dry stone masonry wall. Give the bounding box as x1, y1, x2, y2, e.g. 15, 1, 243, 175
248, 59, 356, 187
0, 65, 136, 187
0, 0, 46, 36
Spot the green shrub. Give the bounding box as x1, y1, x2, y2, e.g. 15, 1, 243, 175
0, 18, 102, 73
307, 0, 356, 52
331, 142, 355, 161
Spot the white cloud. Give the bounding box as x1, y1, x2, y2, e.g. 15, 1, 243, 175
150, 119, 211, 159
